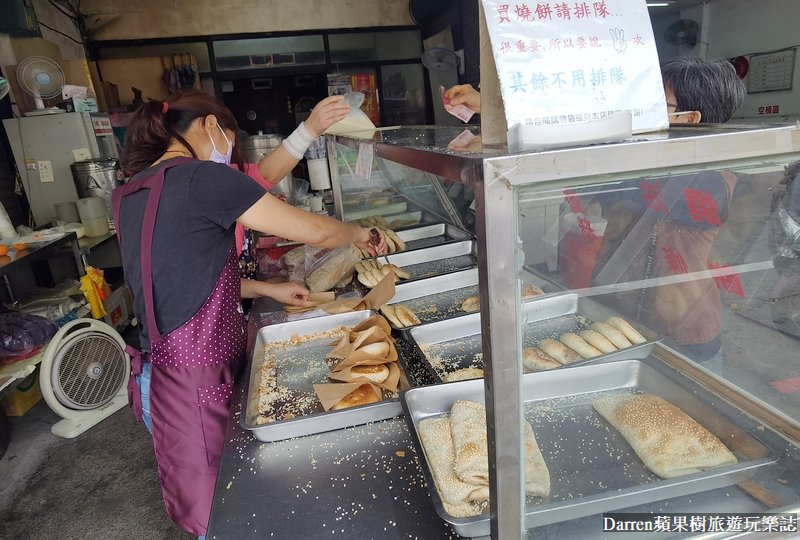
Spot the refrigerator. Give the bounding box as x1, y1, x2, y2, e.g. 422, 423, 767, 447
3, 112, 119, 226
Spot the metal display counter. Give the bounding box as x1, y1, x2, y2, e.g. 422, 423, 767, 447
209, 124, 800, 539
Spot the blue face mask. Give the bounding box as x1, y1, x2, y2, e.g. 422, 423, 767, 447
208, 124, 232, 166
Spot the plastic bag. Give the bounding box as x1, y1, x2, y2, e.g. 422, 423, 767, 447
279, 245, 359, 292
0, 313, 59, 357
305, 246, 360, 293
324, 92, 376, 137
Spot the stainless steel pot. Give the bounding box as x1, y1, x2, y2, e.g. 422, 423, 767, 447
70, 159, 124, 220
242, 133, 293, 201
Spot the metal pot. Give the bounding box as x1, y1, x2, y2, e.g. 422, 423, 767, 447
70, 159, 124, 220
242, 133, 293, 202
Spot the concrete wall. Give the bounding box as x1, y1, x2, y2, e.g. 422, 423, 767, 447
652, 0, 800, 120
83, 0, 415, 41
30, 0, 85, 60
704, 0, 800, 120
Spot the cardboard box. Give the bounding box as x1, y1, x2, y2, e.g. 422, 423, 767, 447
1, 368, 42, 417
103, 285, 132, 330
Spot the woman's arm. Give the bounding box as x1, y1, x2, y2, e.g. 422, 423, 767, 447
241, 279, 310, 305
238, 194, 387, 255
256, 96, 350, 183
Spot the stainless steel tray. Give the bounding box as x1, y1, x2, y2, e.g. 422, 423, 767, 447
395, 223, 472, 251
347, 202, 408, 220
387, 268, 561, 339
401, 358, 778, 537
407, 292, 662, 382
242, 311, 410, 442
382, 240, 476, 282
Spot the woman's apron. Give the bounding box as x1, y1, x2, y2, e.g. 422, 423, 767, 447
112, 157, 246, 536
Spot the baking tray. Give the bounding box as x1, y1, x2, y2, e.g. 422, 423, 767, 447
407, 292, 662, 383
386, 268, 561, 339
242, 310, 411, 442
383, 240, 476, 282
401, 358, 778, 537
395, 223, 473, 251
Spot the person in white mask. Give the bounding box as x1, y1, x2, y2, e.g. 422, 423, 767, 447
116, 90, 387, 539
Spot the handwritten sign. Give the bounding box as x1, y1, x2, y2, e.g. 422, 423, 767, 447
481, 0, 667, 133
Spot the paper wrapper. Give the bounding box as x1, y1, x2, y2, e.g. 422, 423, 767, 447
326, 315, 394, 361
328, 361, 401, 392
313, 382, 384, 412
284, 273, 395, 315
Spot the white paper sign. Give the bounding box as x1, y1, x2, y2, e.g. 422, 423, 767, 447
355, 143, 374, 180
481, 0, 668, 133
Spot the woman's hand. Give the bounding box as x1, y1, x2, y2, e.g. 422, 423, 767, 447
305, 96, 351, 137
444, 84, 482, 114
266, 282, 310, 306
354, 227, 388, 256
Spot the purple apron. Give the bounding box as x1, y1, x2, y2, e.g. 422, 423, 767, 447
112, 157, 245, 536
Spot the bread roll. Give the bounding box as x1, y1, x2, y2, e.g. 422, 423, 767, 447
591, 322, 632, 349
521, 284, 545, 300
331, 384, 380, 410
355, 262, 368, 275
370, 267, 385, 284
443, 368, 484, 382
560, 333, 603, 359
461, 296, 480, 313
387, 264, 410, 279
606, 317, 647, 345
539, 339, 582, 364
381, 305, 404, 328
579, 330, 617, 354
384, 233, 397, 253
351, 364, 390, 383
522, 347, 562, 372
356, 341, 391, 358
450, 400, 490, 485
357, 272, 376, 288
394, 304, 420, 326
417, 417, 489, 515
386, 229, 406, 251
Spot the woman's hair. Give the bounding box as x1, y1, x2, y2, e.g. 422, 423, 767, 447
122, 89, 240, 175
661, 56, 746, 123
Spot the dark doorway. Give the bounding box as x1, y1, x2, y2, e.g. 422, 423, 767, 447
221, 73, 328, 136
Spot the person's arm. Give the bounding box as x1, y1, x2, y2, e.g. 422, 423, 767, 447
241, 279, 310, 305
238, 194, 387, 255
256, 96, 350, 183
444, 84, 482, 114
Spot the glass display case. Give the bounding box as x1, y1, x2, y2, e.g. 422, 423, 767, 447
327, 124, 800, 539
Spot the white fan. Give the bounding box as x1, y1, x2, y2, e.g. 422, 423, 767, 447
16, 55, 65, 116
40, 319, 130, 438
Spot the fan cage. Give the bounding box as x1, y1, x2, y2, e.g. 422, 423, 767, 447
17, 56, 65, 100
52, 332, 128, 410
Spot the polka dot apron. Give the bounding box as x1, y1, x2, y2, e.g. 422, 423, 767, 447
112, 157, 246, 537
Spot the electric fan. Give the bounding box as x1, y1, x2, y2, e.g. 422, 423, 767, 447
16, 55, 65, 116
40, 319, 130, 438
664, 19, 699, 48
422, 47, 465, 75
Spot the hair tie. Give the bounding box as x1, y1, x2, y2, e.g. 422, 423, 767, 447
162, 102, 169, 115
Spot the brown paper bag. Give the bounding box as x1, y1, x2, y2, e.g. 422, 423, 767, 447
326, 316, 395, 361
328, 361, 401, 392
329, 343, 399, 372
283, 273, 396, 315
313, 382, 383, 411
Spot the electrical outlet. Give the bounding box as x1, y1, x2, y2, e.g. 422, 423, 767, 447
38, 161, 54, 182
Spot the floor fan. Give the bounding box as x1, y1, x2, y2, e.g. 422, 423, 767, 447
40, 319, 130, 438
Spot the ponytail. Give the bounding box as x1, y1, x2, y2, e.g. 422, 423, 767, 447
122, 89, 240, 175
